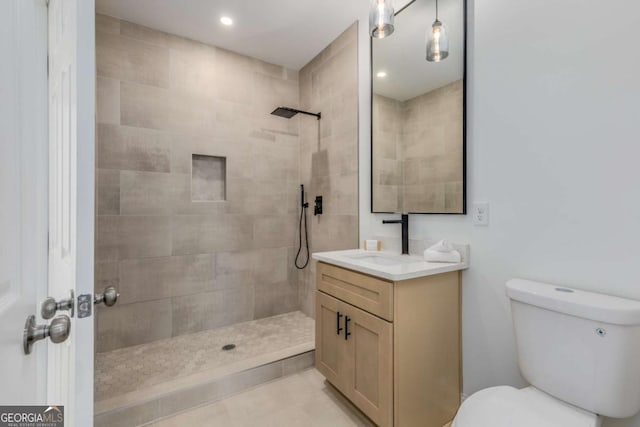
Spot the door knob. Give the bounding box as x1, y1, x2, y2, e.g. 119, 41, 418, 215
94, 286, 119, 307
23, 314, 71, 355
41, 290, 74, 319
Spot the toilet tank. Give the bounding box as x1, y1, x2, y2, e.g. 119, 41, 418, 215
506, 279, 640, 418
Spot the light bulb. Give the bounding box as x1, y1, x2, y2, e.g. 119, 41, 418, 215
377, 3, 385, 32
370, 0, 394, 39
426, 20, 449, 62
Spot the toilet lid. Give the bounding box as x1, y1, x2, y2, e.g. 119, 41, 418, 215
453, 386, 598, 427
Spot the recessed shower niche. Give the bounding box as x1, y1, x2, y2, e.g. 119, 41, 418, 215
191, 154, 226, 202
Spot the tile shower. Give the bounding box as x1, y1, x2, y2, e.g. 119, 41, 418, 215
372, 80, 464, 213
94, 14, 359, 426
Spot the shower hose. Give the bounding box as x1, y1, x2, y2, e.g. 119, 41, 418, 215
295, 189, 310, 269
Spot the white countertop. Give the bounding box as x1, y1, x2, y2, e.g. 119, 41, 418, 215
312, 248, 469, 282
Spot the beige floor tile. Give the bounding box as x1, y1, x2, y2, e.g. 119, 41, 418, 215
234, 407, 314, 427
153, 369, 375, 427
150, 402, 234, 427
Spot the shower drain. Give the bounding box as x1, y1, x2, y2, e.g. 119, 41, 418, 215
222, 344, 236, 351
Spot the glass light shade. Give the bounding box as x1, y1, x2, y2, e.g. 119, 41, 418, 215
426, 20, 449, 62
370, 0, 394, 39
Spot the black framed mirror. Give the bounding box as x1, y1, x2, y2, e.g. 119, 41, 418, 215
371, 0, 466, 214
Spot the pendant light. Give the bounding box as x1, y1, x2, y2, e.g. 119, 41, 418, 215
426, 0, 449, 62
370, 0, 395, 39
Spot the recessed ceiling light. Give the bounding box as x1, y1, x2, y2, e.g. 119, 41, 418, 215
220, 16, 233, 26
377, 71, 387, 78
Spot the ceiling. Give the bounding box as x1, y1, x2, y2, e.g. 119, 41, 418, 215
96, 0, 416, 70
95, 0, 364, 70
373, 0, 465, 101
96, 0, 459, 96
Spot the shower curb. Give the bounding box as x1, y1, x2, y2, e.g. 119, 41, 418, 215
94, 350, 315, 427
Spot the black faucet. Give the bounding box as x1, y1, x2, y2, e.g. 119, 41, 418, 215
382, 214, 409, 255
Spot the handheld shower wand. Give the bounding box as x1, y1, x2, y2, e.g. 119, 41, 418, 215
295, 185, 310, 269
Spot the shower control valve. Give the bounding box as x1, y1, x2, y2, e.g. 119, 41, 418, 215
314, 196, 323, 216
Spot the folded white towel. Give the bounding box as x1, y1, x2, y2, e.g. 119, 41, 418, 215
424, 250, 461, 263
424, 240, 461, 263
428, 239, 456, 252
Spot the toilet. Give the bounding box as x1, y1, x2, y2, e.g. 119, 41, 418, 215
453, 278, 640, 427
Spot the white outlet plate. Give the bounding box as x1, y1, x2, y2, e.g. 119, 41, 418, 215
472, 202, 489, 226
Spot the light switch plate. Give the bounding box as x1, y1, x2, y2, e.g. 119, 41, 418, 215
472, 202, 489, 226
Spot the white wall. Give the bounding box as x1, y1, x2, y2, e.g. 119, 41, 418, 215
359, 1, 640, 425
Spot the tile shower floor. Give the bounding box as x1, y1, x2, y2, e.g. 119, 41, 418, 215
95, 311, 315, 403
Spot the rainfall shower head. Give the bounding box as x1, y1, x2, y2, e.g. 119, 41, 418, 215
271, 106, 321, 120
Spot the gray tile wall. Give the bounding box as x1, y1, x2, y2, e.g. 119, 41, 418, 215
372, 80, 464, 213
95, 15, 302, 352
372, 94, 404, 212
402, 80, 464, 213
96, 15, 359, 349
298, 23, 361, 317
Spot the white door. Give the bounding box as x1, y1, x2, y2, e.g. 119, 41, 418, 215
0, 0, 95, 426
0, 0, 49, 407
48, 0, 96, 425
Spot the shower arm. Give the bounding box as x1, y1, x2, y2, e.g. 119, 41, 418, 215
294, 110, 321, 120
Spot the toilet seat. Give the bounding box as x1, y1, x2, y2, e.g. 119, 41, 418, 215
452, 386, 600, 427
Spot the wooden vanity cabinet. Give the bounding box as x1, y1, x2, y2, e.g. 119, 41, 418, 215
317, 291, 394, 425
315, 262, 461, 427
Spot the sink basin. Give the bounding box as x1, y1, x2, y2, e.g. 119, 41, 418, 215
344, 253, 420, 266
